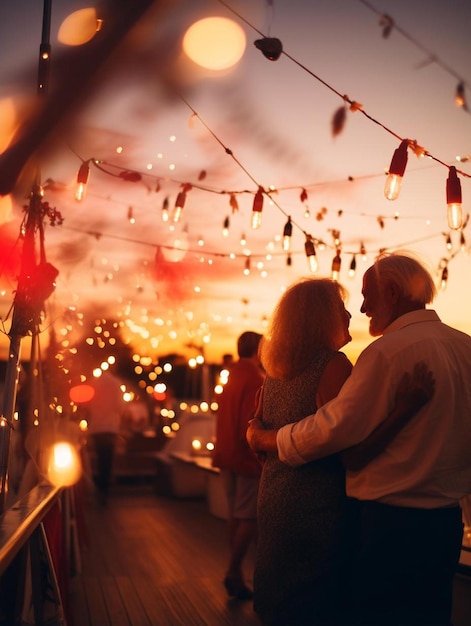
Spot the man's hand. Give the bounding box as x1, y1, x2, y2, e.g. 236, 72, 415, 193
395, 361, 435, 412
246, 418, 278, 455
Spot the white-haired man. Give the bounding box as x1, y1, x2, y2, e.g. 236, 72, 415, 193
248, 252, 471, 625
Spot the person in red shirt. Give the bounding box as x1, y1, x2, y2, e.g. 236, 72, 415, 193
212, 331, 265, 600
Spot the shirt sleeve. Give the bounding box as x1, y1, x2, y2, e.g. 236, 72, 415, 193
277, 344, 393, 466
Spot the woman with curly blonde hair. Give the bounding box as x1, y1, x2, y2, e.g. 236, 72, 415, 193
260, 278, 351, 380
254, 277, 353, 626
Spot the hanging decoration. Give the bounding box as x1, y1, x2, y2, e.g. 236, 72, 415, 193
304, 234, 318, 273
75, 161, 90, 201
254, 37, 283, 61
446, 166, 463, 230
384, 139, 409, 201
251, 187, 264, 229
282, 217, 292, 251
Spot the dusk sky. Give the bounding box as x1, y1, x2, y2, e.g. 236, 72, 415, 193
0, 0, 470, 363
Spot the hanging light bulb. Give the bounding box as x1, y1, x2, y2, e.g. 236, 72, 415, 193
349, 254, 357, 278
251, 187, 264, 229
161, 196, 169, 222
304, 235, 318, 273
282, 216, 293, 251
286, 253, 292, 267
440, 265, 448, 290
244, 255, 251, 275
331, 249, 342, 281
360, 242, 367, 260
222, 216, 230, 237
384, 139, 409, 201
455, 82, 467, 110
460, 232, 466, 251
75, 161, 90, 201
172, 191, 186, 223
445, 233, 452, 251
446, 166, 463, 230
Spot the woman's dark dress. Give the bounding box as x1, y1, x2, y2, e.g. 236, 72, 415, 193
254, 349, 351, 626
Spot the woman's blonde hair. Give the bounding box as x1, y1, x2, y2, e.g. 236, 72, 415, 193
260, 278, 348, 380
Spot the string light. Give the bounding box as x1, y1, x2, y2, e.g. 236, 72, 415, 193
455, 82, 467, 110
75, 161, 90, 201
222, 216, 230, 237
349, 254, 357, 277
161, 196, 169, 222
384, 139, 409, 201
251, 187, 264, 229
282, 216, 293, 251
331, 248, 342, 280
244, 255, 251, 275
304, 234, 318, 273
446, 166, 463, 230
172, 191, 186, 223
440, 264, 448, 290
460, 231, 466, 251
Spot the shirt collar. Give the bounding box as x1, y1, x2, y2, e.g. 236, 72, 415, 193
383, 309, 441, 335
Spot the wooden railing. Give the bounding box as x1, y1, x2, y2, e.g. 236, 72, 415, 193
0, 482, 67, 625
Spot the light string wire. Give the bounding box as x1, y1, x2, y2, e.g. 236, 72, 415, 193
62, 1, 470, 273
356, 0, 471, 90
179, 95, 308, 239
215, 0, 471, 178
60, 222, 448, 264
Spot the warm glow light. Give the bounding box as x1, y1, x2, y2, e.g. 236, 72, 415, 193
160, 231, 189, 262
0, 195, 12, 225
0, 98, 17, 154
58, 9, 102, 46
69, 384, 95, 403
183, 17, 246, 70
47, 442, 82, 487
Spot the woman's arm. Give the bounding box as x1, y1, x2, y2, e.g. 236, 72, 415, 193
341, 362, 435, 471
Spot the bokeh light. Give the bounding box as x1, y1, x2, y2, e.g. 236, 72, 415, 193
182, 17, 246, 70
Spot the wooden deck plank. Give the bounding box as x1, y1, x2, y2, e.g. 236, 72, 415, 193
70, 482, 260, 625
100, 577, 131, 625
67, 481, 471, 626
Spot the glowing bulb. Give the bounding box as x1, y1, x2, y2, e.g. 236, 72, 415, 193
75, 162, 90, 201
172, 192, 186, 223
251, 187, 264, 229
47, 442, 82, 487
283, 217, 292, 251
331, 250, 341, 281
304, 237, 318, 273
446, 166, 463, 230
384, 140, 408, 201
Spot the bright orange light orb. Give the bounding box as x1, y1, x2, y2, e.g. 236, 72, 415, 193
69, 384, 95, 403
183, 17, 246, 70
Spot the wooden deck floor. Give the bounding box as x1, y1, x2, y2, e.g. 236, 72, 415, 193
67, 481, 471, 626
68, 481, 260, 626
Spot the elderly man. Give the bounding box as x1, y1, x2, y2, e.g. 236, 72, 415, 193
247, 252, 471, 625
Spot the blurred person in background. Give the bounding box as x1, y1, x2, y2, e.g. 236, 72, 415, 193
213, 331, 265, 600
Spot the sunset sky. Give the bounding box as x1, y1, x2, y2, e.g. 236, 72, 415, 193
0, 0, 470, 364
